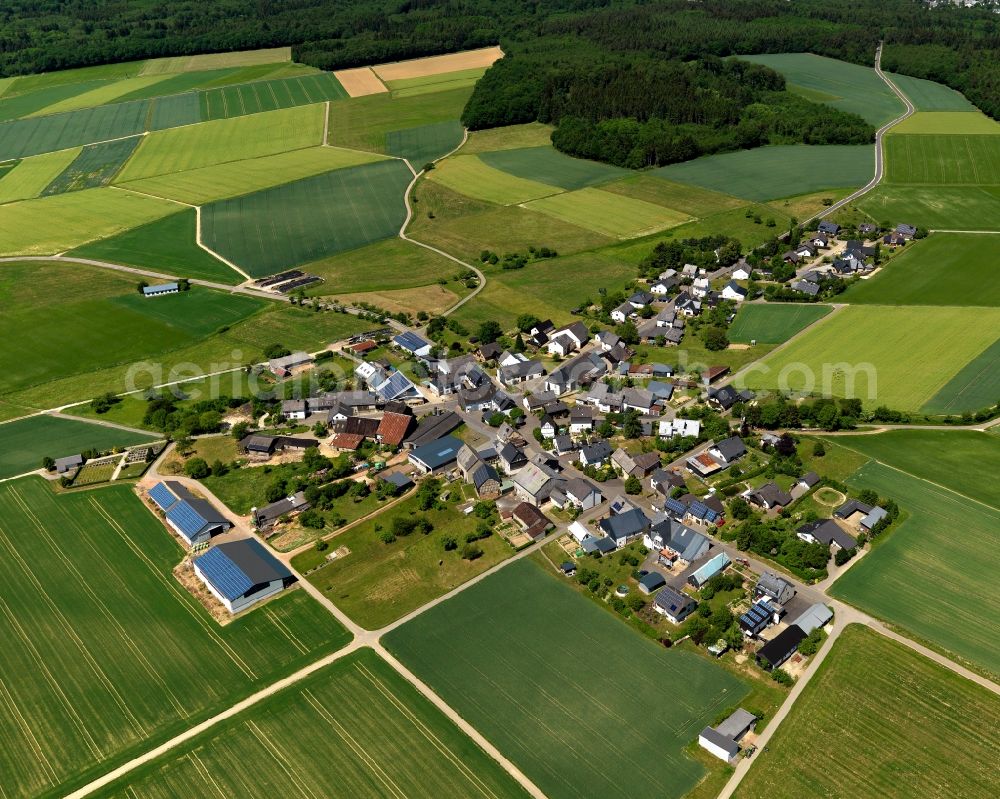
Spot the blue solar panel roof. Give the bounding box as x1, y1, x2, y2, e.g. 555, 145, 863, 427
194, 547, 253, 600
149, 482, 178, 511
665, 497, 687, 516
376, 371, 414, 400
165, 501, 209, 542
688, 500, 709, 519
393, 332, 429, 352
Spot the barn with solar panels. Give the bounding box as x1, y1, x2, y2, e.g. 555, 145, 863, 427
193, 538, 294, 614
148, 481, 233, 546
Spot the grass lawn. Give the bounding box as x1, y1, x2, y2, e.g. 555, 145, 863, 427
653, 144, 874, 202
729, 303, 832, 344
0, 416, 154, 479
738, 53, 906, 125
478, 145, 631, 190
427, 153, 561, 204
744, 305, 1000, 411
120, 145, 386, 204
884, 74, 976, 112
223, 303, 370, 352
68, 459, 118, 486
884, 134, 1000, 184
888, 110, 997, 134
524, 186, 691, 238
301, 237, 455, 294
293, 492, 515, 629
599, 174, 748, 217
735, 625, 1000, 798
0, 186, 178, 255
330, 283, 461, 317
0, 478, 349, 799
859, 184, 1000, 230
202, 159, 411, 277
69, 209, 242, 284
93, 649, 528, 799
117, 104, 324, 181
0, 147, 80, 203
923, 336, 1000, 414
797, 437, 870, 483
385, 559, 749, 799
841, 233, 1000, 307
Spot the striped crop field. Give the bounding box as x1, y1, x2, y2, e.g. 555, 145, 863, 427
884, 134, 1000, 184
120, 145, 386, 204
0, 187, 178, 255
200, 72, 347, 120
0, 147, 81, 203
201, 159, 412, 277
93, 649, 529, 799
117, 104, 325, 181
385, 560, 747, 799
28, 75, 174, 117
0, 478, 349, 799
384, 119, 465, 164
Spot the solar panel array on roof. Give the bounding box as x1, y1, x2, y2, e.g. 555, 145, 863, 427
687, 500, 710, 519
149, 482, 178, 511
376, 371, 415, 401
664, 497, 687, 516
739, 602, 772, 634
194, 547, 254, 600
165, 502, 209, 543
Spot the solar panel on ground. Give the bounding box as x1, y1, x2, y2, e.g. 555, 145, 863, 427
276, 275, 321, 292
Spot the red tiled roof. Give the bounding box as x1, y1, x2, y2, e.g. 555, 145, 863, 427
377, 412, 413, 446
329, 433, 364, 450
349, 340, 377, 353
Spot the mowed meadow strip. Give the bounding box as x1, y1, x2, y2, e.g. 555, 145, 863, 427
201, 159, 412, 277
859, 184, 1000, 230
385, 560, 748, 799
524, 187, 691, 238
117, 104, 325, 181
734, 625, 1000, 799
0, 478, 349, 799
0, 187, 178, 255
92, 649, 529, 799
120, 146, 387, 205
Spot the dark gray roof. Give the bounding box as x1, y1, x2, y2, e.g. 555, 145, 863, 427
471, 462, 500, 491
699, 727, 739, 757
599, 508, 650, 540
799, 471, 820, 487
405, 411, 462, 447
215, 538, 292, 586
254, 491, 309, 524
798, 519, 856, 550
715, 709, 757, 740
639, 571, 666, 592
409, 435, 462, 470
834, 499, 873, 519
564, 477, 599, 502
713, 436, 746, 463
580, 440, 612, 463
757, 625, 807, 667
383, 471, 414, 489
166, 481, 230, 527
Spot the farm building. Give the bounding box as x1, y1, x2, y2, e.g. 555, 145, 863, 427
791, 603, 833, 635
699, 709, 757, 763
238, 434, 314, 459
409, 435, 462, 474
281, 399, 307, 420
512, 502, 552, 541
252, 491, 309, 530
638, 571, 666, 595
193, 538, 294, 614
376, 411, 414, 447
142, 282, 179, 297
470, 462, 502, 499
54, 453, 84, 473
392, 331, 432, 357
755, 625, 807, 671
148, 481, 233, 546
381, 471, 414, 492
652, 585, 697, 624
269, 351, 313, 377
687, 552, 731, 588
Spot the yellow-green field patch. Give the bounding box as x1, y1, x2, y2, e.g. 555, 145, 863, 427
330, 284, 461, 316
386, 66, 487, 97
0, 187, 178, 255
139, 47, 292, 75
28, 75, 175, 116
744, 305, 1000, 410
462, 122, 555, 154
889, 111, 1000, 135
428, 154, 561, 204
120, 146, 386, 204
0, 147, 81, 203
117, 104, 324, 181
599, 174, 747, 217
524, 187, 691, 238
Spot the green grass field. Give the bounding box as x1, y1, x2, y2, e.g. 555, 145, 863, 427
461, 122, 554, 154
0, 417, 153, 478
728, 303, 832, 344
479, 145, 631, 190
385, 559, 748, 799
30, 75, 174, 116
0, 79, 110, 121
653, 145, 873, 201
69, 209, 242, 284
0, 99, 149, 161
200, 72, 346, 120
829, 459, 1000, 678
0, 148, 80, 202
739, 53, 906, 125
525, 186, 691, 238
202, 160, 411, 277
42, 136, 141, 194
93, 649, 528, 799
859, 184, 1000, 230
735, 625, 1000, 798
889, 110, 999, 135
841, 233, 1000, 307
745, 305, 1000, 411
385, 119, 465, 164
0, 187, 178, 255
301, 237, 453, 293
427, 154, 560, 204
117, 104, 324, 181
885, 134, 1000, 184
0, 261, 264, 400
121, 145, 386, 204
884, 73, 976, 112
822, 429, 1000, 509
599, 174, 748, 217
292, 493, 514, 629
923, 336, 1000, 414
0, 478, 349, 799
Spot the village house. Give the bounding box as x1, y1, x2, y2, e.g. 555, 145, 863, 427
578, 440, 613, 468
755, 572, 795, 606
546, 321, 590, 356
746, 481, 793, 511
797, 519, 857, 552
652, 585, 697, 624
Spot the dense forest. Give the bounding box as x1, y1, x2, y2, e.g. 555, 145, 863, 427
2, 1, 1000, 158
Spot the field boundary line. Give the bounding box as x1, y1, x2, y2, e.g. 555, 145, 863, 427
0, 676, 58, 784
264, 608, 309, 655
930, 228, 1000, 234
187, 752, 228, 799
244, 719, 322, 799
193, 204, 253, 281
